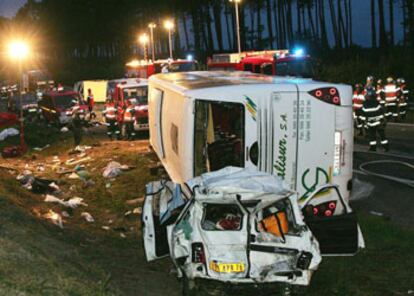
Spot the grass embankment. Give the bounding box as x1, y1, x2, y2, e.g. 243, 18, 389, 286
0, 124, 413, 295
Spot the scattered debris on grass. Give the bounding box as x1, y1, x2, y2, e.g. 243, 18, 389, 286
43, 209, 64, 228
33, 144, 50, 151
81, 212, 95, 223
103, 161, 131, 178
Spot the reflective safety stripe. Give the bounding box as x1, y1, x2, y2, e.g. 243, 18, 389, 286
399, 103, 408, 106
359, 116, 366, 120
381, 140, 389, 144
115, 131, 120, 134
392, 113, 399, 117
367, 121, 380, 127
353, 103, 363, 108
363, 105, 381, 112
370, 141, 377, 145
385, 102, 397, 106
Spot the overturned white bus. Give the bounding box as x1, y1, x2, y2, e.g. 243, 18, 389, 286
148, 71, 353, 203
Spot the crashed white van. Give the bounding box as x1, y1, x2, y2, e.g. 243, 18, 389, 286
148, 71, 353, 203
143, 167, 364, 294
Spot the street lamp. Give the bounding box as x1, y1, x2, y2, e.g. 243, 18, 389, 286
7, 40, 30, 151
229, 0, 242, 54
139, 33, 149, 61
148, 23, 157, 62
164, 19, 174, 60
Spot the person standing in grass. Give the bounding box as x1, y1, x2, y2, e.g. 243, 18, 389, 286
71, 107, 87, 147
86, 88, 96, 119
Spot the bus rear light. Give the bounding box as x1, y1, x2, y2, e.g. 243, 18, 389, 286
308, 87, 341, 105
328, 202, 336, 210
324, 210, 333, 217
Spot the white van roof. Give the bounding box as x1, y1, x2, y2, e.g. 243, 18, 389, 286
149, 71, 339, 93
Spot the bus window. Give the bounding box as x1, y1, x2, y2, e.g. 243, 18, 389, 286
194, 101, 245, 176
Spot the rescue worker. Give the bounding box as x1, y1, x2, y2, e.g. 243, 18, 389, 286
86, 88, 96, 119
365, 75, 375, 90
361, 87, 389, 152
102, 99, 120, 140
71, 107, 87, 147
123, 99, 136, 140
384, 77, 400, 121
376, 79, 385, 107
352, 84, 365, 136
397, 78, 408, 121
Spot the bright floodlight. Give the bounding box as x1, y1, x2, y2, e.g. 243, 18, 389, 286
148, 23, 157, 29
229, 0, 242, 3
164, 20, 174, 30
293, 48, 305, 57
8, 41, 29, 59
139, 33, 149, 45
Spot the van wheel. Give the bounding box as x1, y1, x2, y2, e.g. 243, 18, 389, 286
182, 276, 199, 296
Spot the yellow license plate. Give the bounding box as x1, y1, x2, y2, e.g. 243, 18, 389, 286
209, 261, 245, 273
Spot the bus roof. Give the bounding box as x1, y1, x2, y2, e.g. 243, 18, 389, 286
149, 71, 321, 94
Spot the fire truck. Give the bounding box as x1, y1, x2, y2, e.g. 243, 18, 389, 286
125, 59, 197, 79
207, 49, 314, 78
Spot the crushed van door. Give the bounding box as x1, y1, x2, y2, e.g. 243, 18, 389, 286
142, 181, 186, 261
248, 192, 321, 285
300, 184, 365, 255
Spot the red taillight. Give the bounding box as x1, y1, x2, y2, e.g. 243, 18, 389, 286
308, 87, 341, 105
324, 210, 333, 217
192, 243, 206, 264
328, 202, 336, 210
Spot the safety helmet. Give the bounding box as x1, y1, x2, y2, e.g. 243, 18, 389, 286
377, 79, 383, 85
387, 77, 394, 84
367, 76, 374, 83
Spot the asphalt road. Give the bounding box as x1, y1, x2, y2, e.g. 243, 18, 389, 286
351, 123, 414, 230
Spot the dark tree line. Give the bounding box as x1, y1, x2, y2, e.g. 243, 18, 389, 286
2, 0, 414, 65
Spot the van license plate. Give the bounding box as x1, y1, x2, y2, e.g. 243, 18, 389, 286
210, 261, 245, 273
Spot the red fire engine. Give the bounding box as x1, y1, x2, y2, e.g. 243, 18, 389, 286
207, 49, 314, 78
125, 59, 197, 79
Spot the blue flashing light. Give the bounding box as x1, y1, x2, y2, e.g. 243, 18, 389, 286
187, 54, 194, 61
293, 48, 305, 57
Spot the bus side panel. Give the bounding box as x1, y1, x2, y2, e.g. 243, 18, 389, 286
295, 93, 335, 201
334, 106, 354, 201
160, 92, 191, 185
265, 91, 299, 190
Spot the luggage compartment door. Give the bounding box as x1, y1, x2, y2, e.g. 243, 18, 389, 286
301, 185, 364, 255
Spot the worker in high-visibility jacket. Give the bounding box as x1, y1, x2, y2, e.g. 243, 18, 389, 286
352, 83, 365, 135
123, 99, 136, 140
384, 77, 401, 121
376, 79, 385, 106
361, 87, 389, 152
102, 99, 120, 140
397, 78, 408, 121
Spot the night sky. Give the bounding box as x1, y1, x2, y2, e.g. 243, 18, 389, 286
0, 0, 404, 47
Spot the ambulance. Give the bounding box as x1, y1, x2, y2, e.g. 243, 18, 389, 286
148, 71, 354, 203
